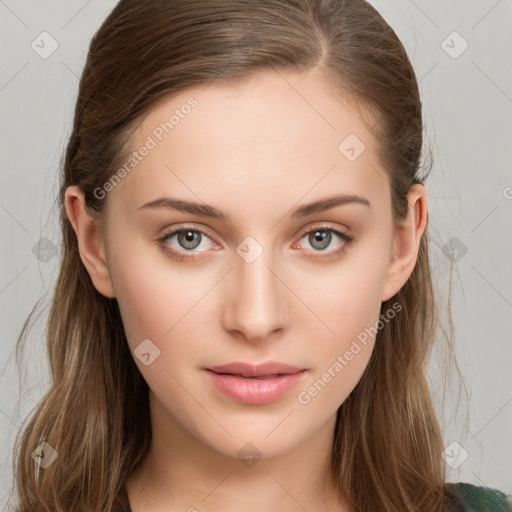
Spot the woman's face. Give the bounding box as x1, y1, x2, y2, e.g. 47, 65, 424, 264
75, 69, 421, 460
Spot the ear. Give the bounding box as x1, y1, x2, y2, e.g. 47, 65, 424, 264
64, 185, 116, 298
381, 184, 428, 302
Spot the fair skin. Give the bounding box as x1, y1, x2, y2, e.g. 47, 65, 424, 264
65, 68, 427, 512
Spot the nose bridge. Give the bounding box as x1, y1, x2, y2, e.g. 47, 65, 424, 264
223, 235, 286, 341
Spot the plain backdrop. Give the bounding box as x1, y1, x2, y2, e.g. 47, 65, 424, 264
1, 0, 511, 508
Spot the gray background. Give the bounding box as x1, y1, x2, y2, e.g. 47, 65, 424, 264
1, 0, 511, 508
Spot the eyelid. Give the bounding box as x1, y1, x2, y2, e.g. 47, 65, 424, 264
292, 222, 356, 254
156, 222, 356, 260
294, 222, 350, 240
157, 224, 219, 249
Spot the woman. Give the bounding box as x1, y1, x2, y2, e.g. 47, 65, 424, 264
11, 0, 512, 510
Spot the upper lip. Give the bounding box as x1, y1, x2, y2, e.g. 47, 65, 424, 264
206, 362, 305, 377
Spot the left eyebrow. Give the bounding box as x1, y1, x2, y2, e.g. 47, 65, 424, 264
137, 193, 371, 224
291, 193, 371, 217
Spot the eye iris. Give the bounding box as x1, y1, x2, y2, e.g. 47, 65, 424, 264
309, 230, 331, 250
178, 230, 201, 250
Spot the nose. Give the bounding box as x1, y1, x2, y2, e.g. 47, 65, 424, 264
222, 243, 288, 344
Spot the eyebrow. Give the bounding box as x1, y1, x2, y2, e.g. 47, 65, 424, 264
138, 193, 371, 223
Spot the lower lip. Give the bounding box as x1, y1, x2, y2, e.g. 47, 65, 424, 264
204, 369, 307, 404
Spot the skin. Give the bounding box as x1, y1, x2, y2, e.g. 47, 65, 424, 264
65, 67, 427, 512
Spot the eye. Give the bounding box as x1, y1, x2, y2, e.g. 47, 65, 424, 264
156, 223, 356, 262
156, 226, 218, 261
293, 224, 356, 259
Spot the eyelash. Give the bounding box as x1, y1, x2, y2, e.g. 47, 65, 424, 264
155, 223, 356, 262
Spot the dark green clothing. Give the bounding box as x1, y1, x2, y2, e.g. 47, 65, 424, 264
446, 482, 512, 511
117, 481, 512, 511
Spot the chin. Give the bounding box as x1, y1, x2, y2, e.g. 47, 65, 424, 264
191, 412, 318, 462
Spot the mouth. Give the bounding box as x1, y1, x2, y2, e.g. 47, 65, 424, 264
206, 361, 305, 377
204, 362, 307, 404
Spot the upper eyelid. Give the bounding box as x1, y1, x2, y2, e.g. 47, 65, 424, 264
296, 223, 349, 237
160, 222, 350, 247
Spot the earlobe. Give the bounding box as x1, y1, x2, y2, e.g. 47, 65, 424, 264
381, 184, 428, 302
64, 186, 116, 298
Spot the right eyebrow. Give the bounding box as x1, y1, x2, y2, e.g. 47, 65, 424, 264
138, 197, 230, 223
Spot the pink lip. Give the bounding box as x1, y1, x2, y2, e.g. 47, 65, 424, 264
204, 362, 307, 404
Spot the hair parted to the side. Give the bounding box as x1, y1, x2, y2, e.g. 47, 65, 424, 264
10, 1, 466, 511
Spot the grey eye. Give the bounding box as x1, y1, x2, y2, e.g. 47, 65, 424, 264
306, 230, 332, 251
176, 230, 203, 250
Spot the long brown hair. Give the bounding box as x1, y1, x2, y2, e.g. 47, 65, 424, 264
10, 1, 465, 510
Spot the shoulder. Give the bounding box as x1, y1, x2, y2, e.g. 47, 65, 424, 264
446, 482, 512, 512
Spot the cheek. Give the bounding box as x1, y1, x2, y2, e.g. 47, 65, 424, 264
108, 234, 216, 352
295, 303, 379, 413
111, 249, 219, 416
312, 249, 387, 340
313, 287, 380, 369
299, 250, 389, 398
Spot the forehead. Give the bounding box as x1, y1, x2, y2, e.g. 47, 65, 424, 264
109, 69, 390, 218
